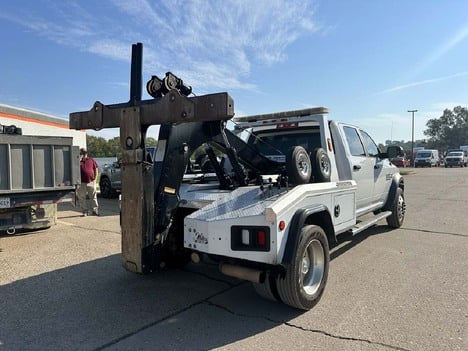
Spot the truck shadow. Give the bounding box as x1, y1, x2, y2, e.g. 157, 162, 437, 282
0, 226, 55, 237
0, 254, 299, 350
58, 198, 120, 219
0, 226, 389, 350
330, 225, 393, 261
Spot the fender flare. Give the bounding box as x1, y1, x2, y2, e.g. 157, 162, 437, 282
383, 173, 404, 211
281, 205, 332, 264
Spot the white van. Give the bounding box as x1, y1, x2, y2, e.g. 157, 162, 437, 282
414, 149, 439, 167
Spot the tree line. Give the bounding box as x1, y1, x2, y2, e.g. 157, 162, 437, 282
86, 136, 157, 157
424, 106, 467, 150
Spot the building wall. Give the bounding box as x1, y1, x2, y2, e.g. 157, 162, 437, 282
0, 104, 86, 148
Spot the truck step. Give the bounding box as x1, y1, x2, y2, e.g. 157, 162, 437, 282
351, 211, 392, 236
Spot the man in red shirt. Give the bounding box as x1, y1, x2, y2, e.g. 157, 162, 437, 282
79, 148, 99, 216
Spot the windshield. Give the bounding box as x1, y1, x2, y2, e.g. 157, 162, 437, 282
416, 152, 431, 158
447, 152, 463, 157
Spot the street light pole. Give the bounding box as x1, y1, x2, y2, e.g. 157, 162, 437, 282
408, 109, 418, 167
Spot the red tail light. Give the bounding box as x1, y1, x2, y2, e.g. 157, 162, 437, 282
257, 230, 266, 246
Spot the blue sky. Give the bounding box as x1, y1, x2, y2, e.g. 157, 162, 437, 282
1, 0, 467, 144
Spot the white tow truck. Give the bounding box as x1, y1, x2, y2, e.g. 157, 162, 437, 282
70, 43, 406, 310
179, 108, 405, 310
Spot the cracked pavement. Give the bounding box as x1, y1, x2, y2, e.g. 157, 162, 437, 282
1, 167, 467, 351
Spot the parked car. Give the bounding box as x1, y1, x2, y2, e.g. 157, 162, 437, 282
444, 151, 466, 168
414, 149, 440, 167
390, 156, 410, 167
99, 146, 156, 198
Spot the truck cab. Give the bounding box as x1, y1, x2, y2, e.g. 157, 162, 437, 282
229, 110, 399, 217
332, 121, 398, 214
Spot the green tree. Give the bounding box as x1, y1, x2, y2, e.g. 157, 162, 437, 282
107, 137, 120, 157
424, 106, 468, 150
146, 137, 157, 146
86, 135, 159, 157
86, 135, 110, 157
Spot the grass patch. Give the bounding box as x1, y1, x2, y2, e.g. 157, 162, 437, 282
399, 169, 414, 175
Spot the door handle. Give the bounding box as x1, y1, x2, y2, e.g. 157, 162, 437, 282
353, 165, 361, 170
374, 164, 380, 169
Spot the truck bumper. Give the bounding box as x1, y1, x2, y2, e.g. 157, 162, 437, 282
445, 161, 463, 167
0, 203, 57, 234
415, 161, 433, 167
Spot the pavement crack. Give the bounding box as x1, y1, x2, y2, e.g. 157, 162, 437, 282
281, 321, 412, 351
180, 267, 241, 287
94, 284, 240, 351
68, 223, 121, 235
205, 301, 413, 351
402, 227, 467, 238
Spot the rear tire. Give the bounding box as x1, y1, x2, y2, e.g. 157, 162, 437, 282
161, 210, 193, 268
386, 187, 405, 228
99, 177, 116, 198
276, 225, 329, 310
253, 272, 279, 302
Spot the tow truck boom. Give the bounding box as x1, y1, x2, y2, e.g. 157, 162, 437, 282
70, 43, 234, 273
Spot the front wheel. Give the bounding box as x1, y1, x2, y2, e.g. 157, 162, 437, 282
386, 187, 405, 228
276, 225, 329, 310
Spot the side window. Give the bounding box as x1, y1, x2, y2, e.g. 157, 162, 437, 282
343, 126, 365, 156
360, 130, 379, 157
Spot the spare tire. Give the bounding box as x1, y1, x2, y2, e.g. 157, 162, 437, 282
286, 146, 312, 184
312, 148, 331, 183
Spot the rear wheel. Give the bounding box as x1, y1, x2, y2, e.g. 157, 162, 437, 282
276, 225, 329, 310
253, 272, 279, 302
161, 210, 193, 268
99, 177, 116, 198
386, 187, 405, 228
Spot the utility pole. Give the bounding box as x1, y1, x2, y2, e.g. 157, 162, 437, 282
408, 109, 418, 167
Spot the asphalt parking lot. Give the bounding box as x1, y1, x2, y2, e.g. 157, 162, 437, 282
0, 167, 467, 351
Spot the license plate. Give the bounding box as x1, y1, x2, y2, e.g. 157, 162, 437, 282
0, 197, 11, 208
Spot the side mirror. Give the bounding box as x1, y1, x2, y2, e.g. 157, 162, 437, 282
387, 145, 404, 159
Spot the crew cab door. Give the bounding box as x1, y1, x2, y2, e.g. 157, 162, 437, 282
342, 125, 390, 212
359, 130, 389, 204
342, 126, 374, 210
